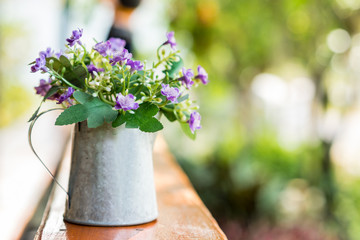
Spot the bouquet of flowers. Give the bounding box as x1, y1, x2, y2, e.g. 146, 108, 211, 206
29, 29, 208, 138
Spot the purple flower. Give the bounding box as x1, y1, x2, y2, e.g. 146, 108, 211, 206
188, 111, 201, 133
115, 93, 139, 111
108, 37, 126, 52
31, 54, 48, 73
31, 48, 56, 72
40, 47, 54, 58
161, 84, 180, 103
57, 87, 74, 104
163, 31, 176, 50
195, 65, 208, 85
55, 50, 65, 58
109, 48, 132, 65
66, 28, 83, 47
35, 78, 60, 100
48, 93, 61, 101
93, 41, 111, 57
179, 67, 194, 89
126, 59, 144, 73
34, 79, 51, 96
87, 64, 104, 74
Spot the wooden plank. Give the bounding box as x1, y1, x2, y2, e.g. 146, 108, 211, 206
35, 135, 227, 240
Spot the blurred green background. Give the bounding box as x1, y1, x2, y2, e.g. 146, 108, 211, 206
2, 0, 360, 239
164, 0, 360, 239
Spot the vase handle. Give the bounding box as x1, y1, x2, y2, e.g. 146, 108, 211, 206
28, 108, 70, 200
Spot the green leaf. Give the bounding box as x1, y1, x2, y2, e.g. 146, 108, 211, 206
177, 94, 189, 103
124, 115, 139, 128
85, 98, 118, 128
55, 104, 88, 125
113, 102, 163, 132
136, 70, 145, 76
136, 102, 158, 117
139, 117, 163, 132
164, 58, 183, 78
43, 86, 61, 101
46, 57, 86, 89
46, 57, 63, 73
28, 105, 41, 122
72, 65, 88, 81
180, 122, 196, 140
59, 55, 71, 68
134, 103, 163, 132
63, 65, 87, 88
161, 108, 177, 122
73, 91, 93, 104
112, 112, 127, 128
129, 85, 150, 98
56, 91, 118, 128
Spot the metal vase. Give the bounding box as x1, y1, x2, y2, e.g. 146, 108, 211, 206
64, 121, 158, 226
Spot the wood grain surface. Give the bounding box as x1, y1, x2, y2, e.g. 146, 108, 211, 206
35, 135, 227, 240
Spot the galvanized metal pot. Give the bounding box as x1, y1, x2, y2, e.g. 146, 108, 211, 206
64, 121, 158, 226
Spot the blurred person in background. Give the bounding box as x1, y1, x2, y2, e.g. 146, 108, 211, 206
107, 0, 142, 52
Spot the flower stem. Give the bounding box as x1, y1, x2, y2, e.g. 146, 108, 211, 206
154, 52, 177, 68
48, 71, 81, 91
161, 106, 173, 112
99, 92, 115, 106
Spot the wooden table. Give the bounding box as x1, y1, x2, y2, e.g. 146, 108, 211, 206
35, 136, 227, 240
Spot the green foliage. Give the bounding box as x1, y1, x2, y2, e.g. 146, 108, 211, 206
168, 0, 360, 237
28, 105, 41, 122
180, 122, 196, 140
177, 94, 189, 103
55, 91, 118, 128
28, 86, 64, 122
65, 65, 87, 88
73, 90, 92, 104
164, 57, 183, 78
45, 57, 87, 89
59, 55, 71, 68
177, 130, 323, 219
54, 104, 88, 125
112, 102, 163, 132
161, 108, 177, 122
29, 30, 204, 136
44, 86, 61, 100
